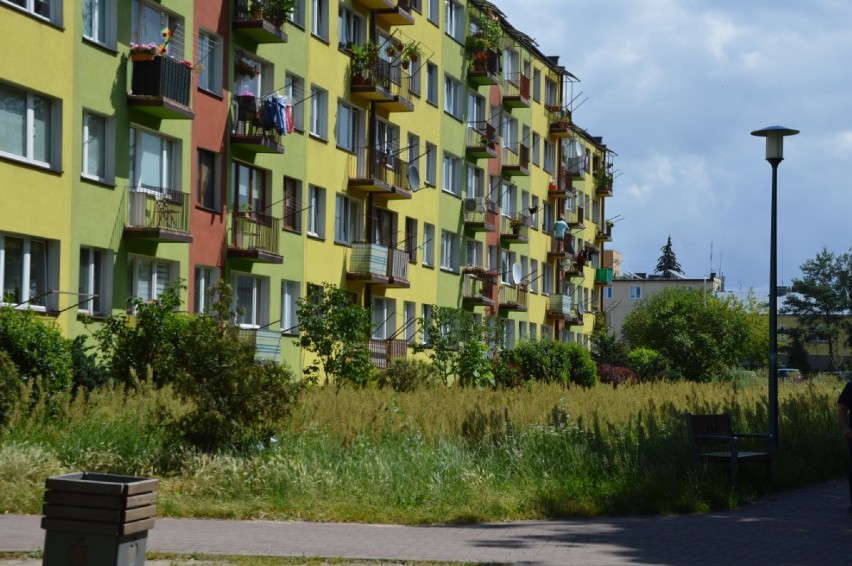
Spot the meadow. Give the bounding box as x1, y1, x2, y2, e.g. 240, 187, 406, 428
0, 376, 846, 524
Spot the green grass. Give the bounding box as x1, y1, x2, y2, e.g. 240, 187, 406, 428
0, 377, 847, 523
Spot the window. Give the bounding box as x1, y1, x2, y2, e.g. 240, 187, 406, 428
410, 60, 421, 96
285, 73, 305, 132
445, 0, 463, 41
542, 263, 554, 295
529, 323, 537, 342
127, 255, 175, 303
232, 161, 269, 212
531, 132, 540, 166
502, 116, 518, 150
289, 0, 305, 27
630, 285, 642, 299
530, 259, 538, 293
197, 30, 223, 95
0, 82, 58, 168
519, 321, 527, 342
132, 1, 183, 58
421, 303, 433, 344
464, 238, 483, 268
427, 0, 439, 23
307, 185, 326, 238
500, 182, 517, 217
424, 142, 437, 186
442, 153, 461, 196
282, 177, 301, 232
372, 297, 396, 340
532, 69, 541, 102
422, 223, 435, 267
335, 195, 362, 245
311, 0, 328, 40
407, 133, 420, 170
129, 127, 177, 192
5, 0, 60, 22
544, 78, 558, 108
79, 247, 109, 316
443, 75, 462, 119
309, 85, 328, 139
281, 280, 300, 334
336, 100, 361, 152
500, 251, 515, 285
409, 0, 421, 11
466, 165, 484, 198
542, 201, 553, 233
0, 235, 57, 310
403, 301, 416, 344
82, 110, 114, 184
504, 320, 515, 349
503, 49, 519, 83
197, 149, 219, 211
233, 52, 267, 99
440, 231, 460, 272
426, 62, 438, 106
338, 6, 364, 48
232, 273, 269, 328
193, 265, 217, 314
83, 0, 116, 46
543, 139, 555, 173
530, 195, 539, 229
405, 217, 418, 263
603, 286, 613, 300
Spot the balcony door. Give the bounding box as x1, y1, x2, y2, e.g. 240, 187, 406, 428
372, 207, 395, 248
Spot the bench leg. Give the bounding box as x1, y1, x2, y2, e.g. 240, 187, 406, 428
730, 458, 739, 487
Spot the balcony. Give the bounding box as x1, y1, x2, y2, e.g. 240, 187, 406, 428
595, 268, 614, 286
499, 215, 529, 243
125, 188, 192, 243
565, 155, 586, 179
228, 212, 283, 264
547, 106, 572, 138
231, 95, 285, 154
468, 51, 501, 86
502, 73, 530, 109
595, 222, 613, 243
239, 328, 283, 362
568, 205, 585, 229
368, 338, 408, 369
128, 57, 194, 119
347, 242, 410, 288
355, 0, 395, 8
498, 284, 528, 311
465, 122, 498, 160
351, 60, 414, 112
546, 294, 583, 325
561, 254, 587, 277
463, 197, 498, 232
375, 0, 415, 26
462, 272, 496, 306
348, 147, 412, 200
595, 172, 614, 197
547, 169, 574, 199
501, 143, 529, 177
232, 0, 288, 43
547, 237, 573, 262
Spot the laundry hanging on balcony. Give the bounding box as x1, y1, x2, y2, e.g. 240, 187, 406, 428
260, 94, 293, 135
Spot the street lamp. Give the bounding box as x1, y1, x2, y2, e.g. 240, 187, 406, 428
751, 125, 799, 448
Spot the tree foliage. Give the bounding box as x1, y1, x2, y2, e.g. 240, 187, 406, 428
0, 306, 72, 396
296, 283, 372, 389
622, 288, 751, 382
782, 247, 851, 370
500, 340, 597, 387
655, 235, 683, 278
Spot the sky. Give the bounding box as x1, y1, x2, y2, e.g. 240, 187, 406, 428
496, 0, 852, 296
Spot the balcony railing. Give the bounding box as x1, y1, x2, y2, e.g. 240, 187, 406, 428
501, 143, 529, 176
565, 155, 587, 179
233, 0, 288, 42
232, 95, 285, 153
463, 198, 498, 231
348, 147, 411, 198
468, 51, 501, 85
368, 338, 408, 368
568, 205, 585, 228
462, 272, 495, 304
502, 73, 530, 108
128, 57, 194, 119
596, 223, 613, 242
547, 106, 572, 137
500, 215, 529, 241
498, 284, 528, 310
465, 121, 498, 159
595, 267, 614, 285
348, 242, 410, 286
547, 294, 583, 324
548, 169, 574, 198
229, 211, 283, 263
351, 61, 413, 111
125, 187, 192, 242
239, 328, 283, 362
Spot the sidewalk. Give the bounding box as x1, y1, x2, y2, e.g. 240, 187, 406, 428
2, 480, 850, 565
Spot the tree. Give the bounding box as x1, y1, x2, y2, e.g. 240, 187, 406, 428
655, 235, 683, 278
0, 306, 73, 396
296, 283, 373, 389
782, 247, 849, 371
622, 288, 750, 382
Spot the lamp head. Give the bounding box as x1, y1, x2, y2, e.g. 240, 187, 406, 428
751, 125, 799, 160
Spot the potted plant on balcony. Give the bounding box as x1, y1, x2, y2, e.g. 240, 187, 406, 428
462, 265, 489, 278
235, 56, 260, 78
466, 18, 501, 71
593, 163, 614, 192
400, 41, 421, 70
509, 217, 524, 235
263, 0, 295, 28
129, 42, 158, 61
350, 41, 380, 85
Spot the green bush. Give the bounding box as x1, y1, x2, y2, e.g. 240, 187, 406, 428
0, 349, 21, 427
70, 336, 110, 391
628, 347, 670, 381
379, 358, 440, 392
500, 340, 597, 387
0, 307, 72, 396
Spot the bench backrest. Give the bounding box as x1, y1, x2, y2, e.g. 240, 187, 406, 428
684, 413, 733, 450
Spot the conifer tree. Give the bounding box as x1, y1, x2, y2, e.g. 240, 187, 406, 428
655, 235, 683, 278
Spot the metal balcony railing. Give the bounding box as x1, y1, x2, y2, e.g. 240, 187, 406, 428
502, 72, 530, 100
349, 242, 410, 282
232, 211, 281, 255
127, 187, 190, 233
130, 56, 192, 107
463, 272, 495, 301
466, 121, 498, 148
499, 284, 528, 309
368, 338, 408, 368
501, 143, 529, 170
500, 215, 530, 240
348, 147, 407, 188
233, 95, 284, 146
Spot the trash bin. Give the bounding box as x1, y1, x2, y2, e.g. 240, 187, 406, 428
41, 472, 158, 566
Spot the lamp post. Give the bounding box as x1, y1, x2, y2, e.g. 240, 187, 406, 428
751, 125, 799, 448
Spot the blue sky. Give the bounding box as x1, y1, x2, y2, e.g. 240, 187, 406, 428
497, 0, 852, 295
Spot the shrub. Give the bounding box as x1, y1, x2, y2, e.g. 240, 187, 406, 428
70, 336, 110, 391
379, 358, 440, 392
500, 340, 598, 387
0, 306, 72, 396
0, 349, 22, 427
627, 347, 670, 381
597, 363, 637, 387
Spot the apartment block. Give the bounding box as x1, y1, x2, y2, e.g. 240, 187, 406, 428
0, 0, 616, 378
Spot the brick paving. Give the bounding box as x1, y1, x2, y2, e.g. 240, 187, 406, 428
2, 480, 850, 565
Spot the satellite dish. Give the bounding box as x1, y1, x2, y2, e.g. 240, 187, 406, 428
511, 263, 523, 285
577, 301, 585, 315
407, 165, 421, 192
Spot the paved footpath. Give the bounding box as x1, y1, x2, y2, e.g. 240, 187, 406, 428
2, 480, 850, 566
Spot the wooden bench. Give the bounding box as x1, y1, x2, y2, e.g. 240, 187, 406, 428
684, 413, 774, 487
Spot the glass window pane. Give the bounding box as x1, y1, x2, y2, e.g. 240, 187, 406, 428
155, 262, 171, 298
139, 131, 163, 190
84, 113, 105, 178
0, 84, 26, 158
3, 237, 24, 304
136, 258, 152, 301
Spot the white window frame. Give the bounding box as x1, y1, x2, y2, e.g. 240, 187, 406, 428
466, 165, 484, 198
193, 265, 217, 314
421, 303, 433, 345
531, 132, 540, 166
132, 0, 184, 59
0, 235, 57, 311
372, 297, 397, 340
427, 0, 439, 23
542, 263, 554, 295
532, 69, 541, 102
285, 72, 305, 132
129, 126, 178, 192
197, 30, 223, 95
232, 272, 269, 329
311, 0, 328, 40
422, 223, 435, 267
0, 82, 59, 168
83, 0, 116, 47
426, 62, 438, 106
338, 5, 365, 49
289, 0, 305, 27
281, 279, 300, 334
79, 246, 110, 316
197, 148, 221, 211
630, 285, 642, 300
603, 286, 613, 300
82, 109, 114, 184
334, 194, 362, 245
4, 0, 62, 24
403, 301, 417, 344
544, 139, 556, 173
464, 238, 483, 268
442, 152, 461, 196
424, 142, 437, 186
530, 259, 538, 294
127, 255, 176, 304
309, 84, 328, 140
445, 0, 464, 42
336, 99, 362, 153
544, 78, 558, 108
443, 75, 462, 119
307, 185, 326, 238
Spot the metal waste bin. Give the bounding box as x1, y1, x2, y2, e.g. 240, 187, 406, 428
41, 472, 158, 566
